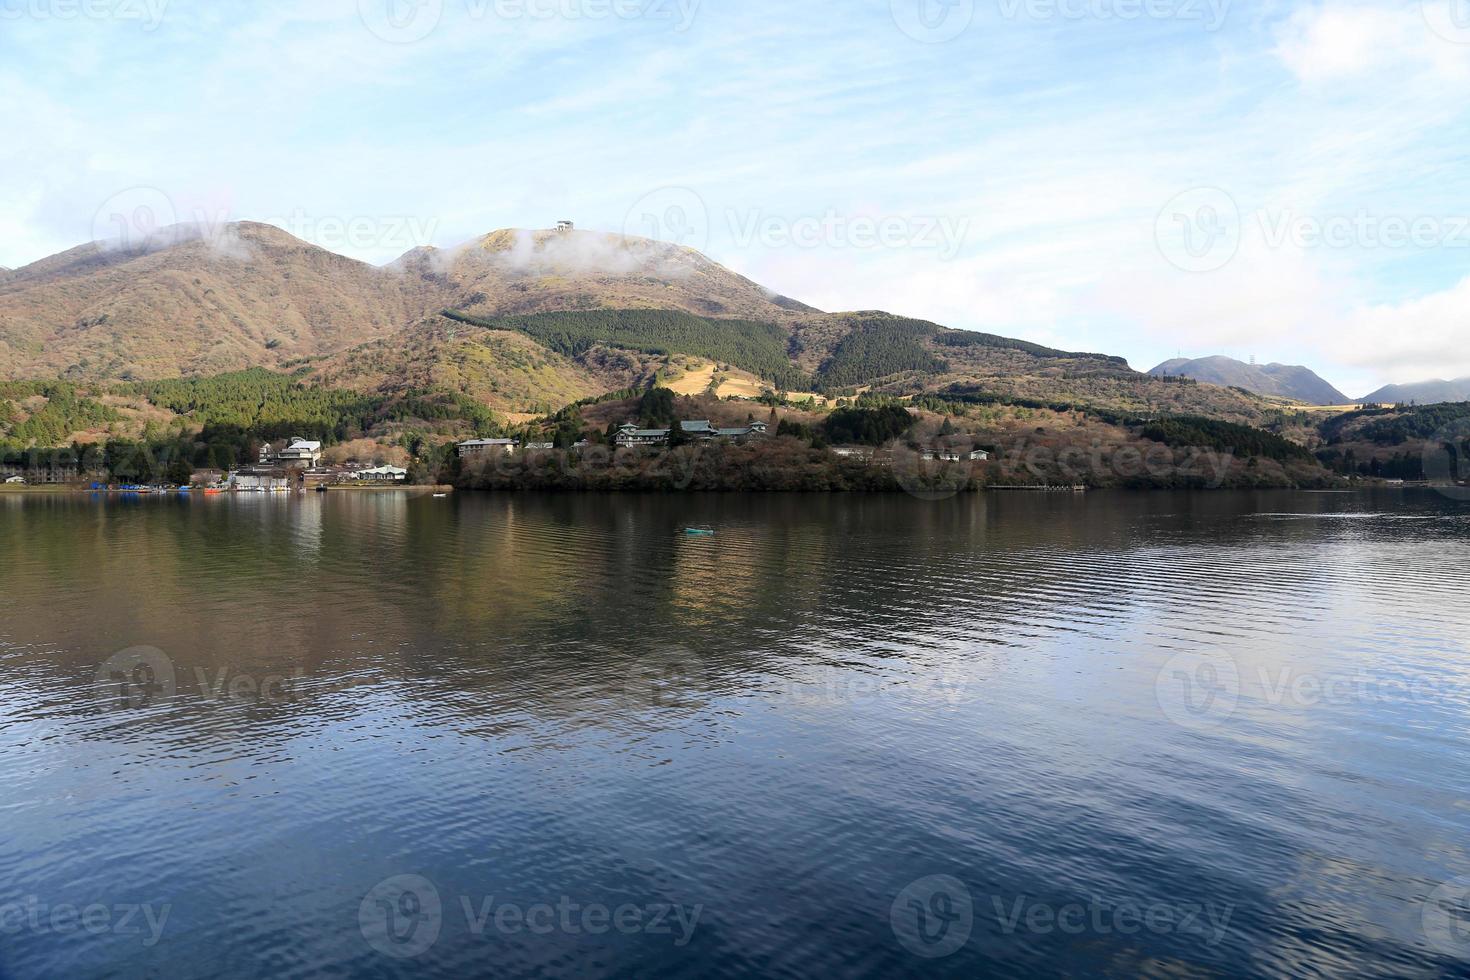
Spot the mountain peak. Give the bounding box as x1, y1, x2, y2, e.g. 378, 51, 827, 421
1149, 355, 1348, 405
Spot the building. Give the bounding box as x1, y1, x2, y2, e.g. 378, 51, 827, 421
716, 420, 770, 440
557, 220, 574, 232
615, 424, 671, 447
230, 468, 290, 492
830, 446, 874, 461
189, 469, 226, 487
524, 442, 555, 451
356, 465, 408, 482
260, 438, 323, 468
921, 449, 990, 462
459, 438, 520, 458
615, 419, 770, 448
2, 465, 79, 485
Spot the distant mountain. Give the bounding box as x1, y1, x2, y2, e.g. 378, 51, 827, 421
1359, 377, 1470, 404
1149, 355, 1348, 405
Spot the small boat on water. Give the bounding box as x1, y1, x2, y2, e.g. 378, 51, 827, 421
683, 527, 715, 537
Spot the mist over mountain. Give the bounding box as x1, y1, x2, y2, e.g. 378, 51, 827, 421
1148, 355, 1348, 405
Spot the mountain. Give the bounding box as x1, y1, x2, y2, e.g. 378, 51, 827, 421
0, 220, 1289, 424
1359, 378, 1470, 405
398, 228, 818, 321
1149, 355, 1348, 405
0, 222, 439, 381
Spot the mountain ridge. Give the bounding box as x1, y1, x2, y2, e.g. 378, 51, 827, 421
1359, 377, 1470, 404
0, 221, 1290, 426
1149, 355, 1348, 405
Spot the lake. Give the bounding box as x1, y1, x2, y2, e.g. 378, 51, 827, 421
2, 490, 1469, 978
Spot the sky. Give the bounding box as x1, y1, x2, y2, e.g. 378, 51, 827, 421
2, 0, 1469, 397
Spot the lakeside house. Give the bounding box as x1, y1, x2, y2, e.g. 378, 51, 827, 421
458, 438, 520, 458
0, 462, 82, 484
614, 419, 769, 448
829, 446, 875, 461
355, 465, 408, 482
260, 438, 323, 468
230, 468, 291, 491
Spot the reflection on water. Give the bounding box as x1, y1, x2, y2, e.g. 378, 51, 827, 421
1, 490, 1469, 978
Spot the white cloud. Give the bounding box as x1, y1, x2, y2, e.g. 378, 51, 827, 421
1274, 3, 1470, 83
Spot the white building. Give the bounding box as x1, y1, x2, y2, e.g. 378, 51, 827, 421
261, 438, 323, 468
230, 469, 291, 492
356, 465, 408, 482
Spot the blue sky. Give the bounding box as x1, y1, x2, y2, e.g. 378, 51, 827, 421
3, 0, 1469, 395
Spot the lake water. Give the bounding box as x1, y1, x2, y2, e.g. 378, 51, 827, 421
2, 490, 1469, 979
